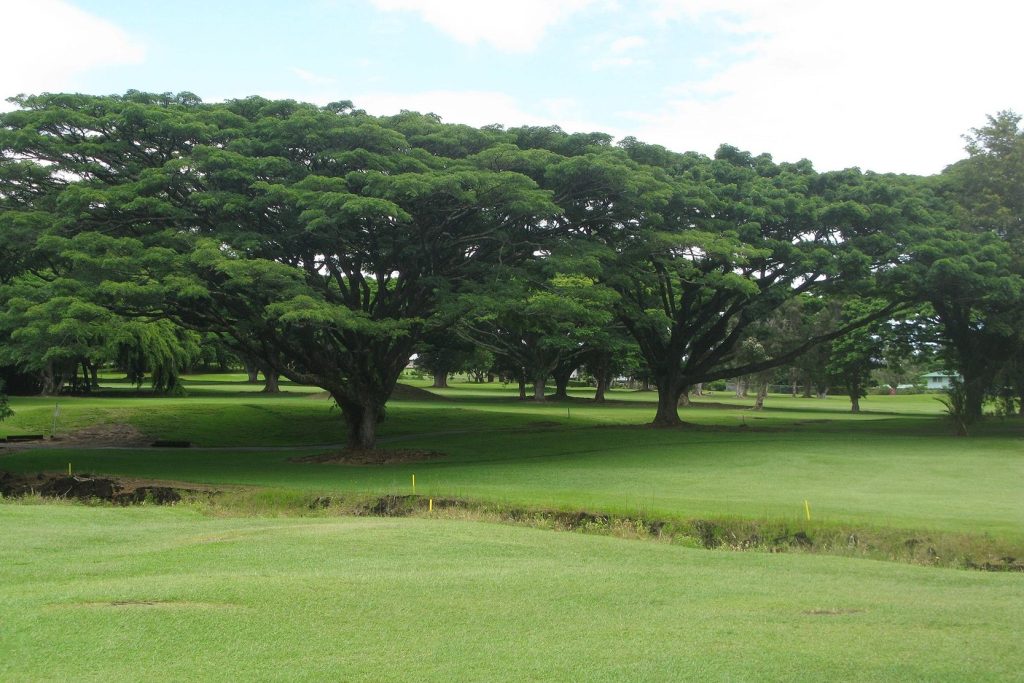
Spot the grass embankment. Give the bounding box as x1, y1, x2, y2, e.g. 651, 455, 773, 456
2, 504, 1023, 681
2, 377, 1022, 544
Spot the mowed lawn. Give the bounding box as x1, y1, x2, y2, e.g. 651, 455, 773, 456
2, 377, 1023, 539
2, 504, 1023, 682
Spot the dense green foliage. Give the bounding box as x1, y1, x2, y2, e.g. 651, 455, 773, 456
2, 93, 1023, 443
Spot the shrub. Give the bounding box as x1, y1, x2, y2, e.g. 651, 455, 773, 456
936, 380, 971, 436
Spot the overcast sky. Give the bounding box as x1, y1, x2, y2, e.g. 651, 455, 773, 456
2, 0, 1021, 175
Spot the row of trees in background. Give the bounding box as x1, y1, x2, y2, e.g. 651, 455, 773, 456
1, 92, 1021, 445
413, 294, 936, 412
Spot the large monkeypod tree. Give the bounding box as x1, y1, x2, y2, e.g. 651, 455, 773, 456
911, 112, 1024, 421
0, 93, 557, 448
540, 138, 915, 426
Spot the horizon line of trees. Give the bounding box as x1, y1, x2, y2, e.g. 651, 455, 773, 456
1, 92, 1022, 444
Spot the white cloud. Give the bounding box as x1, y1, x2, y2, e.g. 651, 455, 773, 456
630, 0, 1024, 174
340, 90, 611, 137
368, 0, 595, 53
357, 90, 541, 126
0, 0, 144, 106
609, 35, 646, 54
291, 67, 337, 86
593, 34, 650, 69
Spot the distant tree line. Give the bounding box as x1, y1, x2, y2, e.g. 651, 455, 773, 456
1, 93, 1021, 443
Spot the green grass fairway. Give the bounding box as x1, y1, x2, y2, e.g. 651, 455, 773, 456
2, 504, 1022, 682
3, 377, 1023, 541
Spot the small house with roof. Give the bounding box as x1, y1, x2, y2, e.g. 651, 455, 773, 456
922, 371, 960, 390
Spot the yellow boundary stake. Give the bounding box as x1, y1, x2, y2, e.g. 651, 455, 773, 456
804, 500, 811, 521
412, 474, 416, 494
429, 498, 433, 513
68, 463, 72, 476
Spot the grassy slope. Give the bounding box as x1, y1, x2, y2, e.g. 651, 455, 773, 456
2, 377, 1022, 539
2, 504, 1023, 682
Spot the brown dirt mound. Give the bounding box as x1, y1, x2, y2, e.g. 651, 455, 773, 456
290, 448, 445, 465
0, 471, 208, 504
55, 423, 149, 447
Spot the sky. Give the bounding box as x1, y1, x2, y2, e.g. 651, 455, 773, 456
2, 0, 1021, 175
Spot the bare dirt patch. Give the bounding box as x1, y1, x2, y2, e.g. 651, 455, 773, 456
290, 448, 445, 465
0, 471, 212, 504
803, 608, 866, 616
3, 423, 150, 450
61, 422, 149, 446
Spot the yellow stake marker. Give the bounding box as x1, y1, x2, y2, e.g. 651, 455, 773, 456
429, 498, 433, 513
68, 463, 72, 476
412, 474, 416, 494
804, 499, 811, 521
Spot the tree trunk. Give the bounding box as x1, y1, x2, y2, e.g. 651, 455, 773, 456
518, 376, 527, 400
79, 361, 91, 392
963, 377, 986, 422
850, 394, 861, 413
1018, 390, 1024, 417
692, 383, 703, 397
40, 363, 59, 396
594, 372, 609, 403
244, 361, 259, 384
432, 371, 449, 389
262, 368, 280, 393
552, 366, 572, 400
340, 400, 383, 450
89, 363, 99, 390
678, 386, 691, 407
752, 382, 768, 410
652, 374, 684, 427
533, 373, 547, 401
734, 379, 746, 398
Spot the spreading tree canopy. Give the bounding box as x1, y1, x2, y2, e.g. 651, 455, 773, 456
2, 91, 989, 440
0, 93, 558, 447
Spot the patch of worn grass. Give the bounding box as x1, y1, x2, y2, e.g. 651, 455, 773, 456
2, 503, 1023, 681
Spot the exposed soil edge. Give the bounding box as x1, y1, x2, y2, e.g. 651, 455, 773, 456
0, 471, 217, 505
3, 473, 1021, 573
290, 449, 445, 465
306, 493, 1024, 573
